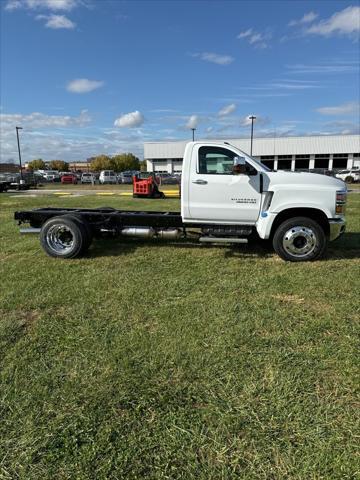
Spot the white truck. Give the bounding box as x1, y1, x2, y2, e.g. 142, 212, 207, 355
335, 168, 360, 184
15, 141, 347, 262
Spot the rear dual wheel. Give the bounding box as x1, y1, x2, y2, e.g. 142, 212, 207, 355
40, 215, 93, 259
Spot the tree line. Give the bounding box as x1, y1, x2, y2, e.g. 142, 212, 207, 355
27, 153, 146, 172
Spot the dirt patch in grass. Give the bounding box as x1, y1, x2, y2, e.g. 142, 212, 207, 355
272, 294, 334, 315
0, 310, 40, 355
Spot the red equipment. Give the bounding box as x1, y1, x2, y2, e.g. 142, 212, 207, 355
133, 173, 165, 198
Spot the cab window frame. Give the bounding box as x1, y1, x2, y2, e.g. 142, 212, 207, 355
197, 146, 238, 175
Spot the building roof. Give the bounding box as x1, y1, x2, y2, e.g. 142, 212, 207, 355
144, 134, 360, 159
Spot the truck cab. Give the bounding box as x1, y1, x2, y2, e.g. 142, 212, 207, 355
181, 142, 346, 259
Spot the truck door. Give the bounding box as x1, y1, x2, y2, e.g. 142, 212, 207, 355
188, 145, 262, 223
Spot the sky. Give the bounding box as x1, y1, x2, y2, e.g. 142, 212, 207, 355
0, 0, 359, 162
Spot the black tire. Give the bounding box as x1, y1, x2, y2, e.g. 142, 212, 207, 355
61, 215, 93, 252
345, 176, 354, 184
40, 216, 86, 259
273, 216, 327, 262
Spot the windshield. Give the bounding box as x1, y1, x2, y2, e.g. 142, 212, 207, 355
248, 156, 272, 172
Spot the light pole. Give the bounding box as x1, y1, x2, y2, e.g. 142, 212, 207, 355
191, 128, 196, 141
16, 126, 24, 183
248, 115, 256, 156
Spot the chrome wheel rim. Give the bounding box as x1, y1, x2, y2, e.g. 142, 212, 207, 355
46, 224, 74, 254
283, 226, 317, 258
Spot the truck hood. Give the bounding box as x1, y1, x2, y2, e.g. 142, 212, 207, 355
264, 170, 346, 191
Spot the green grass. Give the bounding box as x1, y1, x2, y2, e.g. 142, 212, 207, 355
0, 193, 359, 479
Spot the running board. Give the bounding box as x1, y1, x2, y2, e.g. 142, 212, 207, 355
199, 237, 248, 244
20, 227, 41, 234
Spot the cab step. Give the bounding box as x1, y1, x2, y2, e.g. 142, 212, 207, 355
199, 237, 248, 244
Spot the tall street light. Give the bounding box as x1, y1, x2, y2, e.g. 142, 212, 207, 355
248, 115, 256, 156
16, 126, 24, 183
191, 128, 196, 141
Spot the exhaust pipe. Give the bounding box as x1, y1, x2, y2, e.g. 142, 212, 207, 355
120, 227, 182, 239
121, 227, 155, 238
156, 228, 182, 239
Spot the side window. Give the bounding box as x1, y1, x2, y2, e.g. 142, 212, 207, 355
198, 146, 236, 175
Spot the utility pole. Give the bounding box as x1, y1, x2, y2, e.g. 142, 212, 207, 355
191, 128, 196, 141
16, 126, 24, 183
248, 115, 256, 156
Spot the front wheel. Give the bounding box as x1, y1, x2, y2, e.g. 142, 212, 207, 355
273, 217, 327, 262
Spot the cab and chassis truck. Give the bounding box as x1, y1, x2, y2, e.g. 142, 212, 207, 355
14, 142, 347, 262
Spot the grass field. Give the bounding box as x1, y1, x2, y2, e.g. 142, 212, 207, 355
0, 192, 359, 479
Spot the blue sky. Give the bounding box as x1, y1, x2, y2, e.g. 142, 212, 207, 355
0, 0, 359, 162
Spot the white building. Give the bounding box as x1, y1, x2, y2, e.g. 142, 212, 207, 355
145, 134, 360, 173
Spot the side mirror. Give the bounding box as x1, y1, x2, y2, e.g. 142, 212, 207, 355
233, 156, 246, 175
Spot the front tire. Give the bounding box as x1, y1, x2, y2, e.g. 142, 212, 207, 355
273, 217, 327, 262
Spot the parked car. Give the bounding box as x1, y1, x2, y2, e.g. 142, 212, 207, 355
0, 180, 11, 192
335, 169, 360, 183
42, 170, 60, 182
99, 170, 117, 184
158, 173, 179, 185
1, 172, 38, 190
81, 173, 96, 184
118, 171, 134, 184
61, 173, 78, 184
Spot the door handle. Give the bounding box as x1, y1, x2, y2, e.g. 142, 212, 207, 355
192, 179, 208, 185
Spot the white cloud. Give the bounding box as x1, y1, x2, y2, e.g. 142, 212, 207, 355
191, 52, 234, 65
287, 61, 359, 74
0, 113, 149, 162
67, 78, 104, 93
218, 103, 237, 117
0, 110, 91, 129
4, 0, 22, 10
316, 101, 360, 115
5, 0, 79, 11
237, 28, 253, 39
323, 120, 360, 135
237, 28, 271, 48
268, 81, 319, 90
185, 115, 199, 129
305, 6, 360, 38
0, 110, 92, 160
114, 111, 144, 128
288, 11, 318, 26
36, 14, 75, 28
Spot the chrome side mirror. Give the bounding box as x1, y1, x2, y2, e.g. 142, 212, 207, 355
233, 156, 246, 174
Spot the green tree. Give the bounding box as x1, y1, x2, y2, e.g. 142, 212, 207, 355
49, 160, 69, 172
111, 153, 140, 172
27, 159, 46, 170
90, 155, 112, 172
139, 160, 147, 172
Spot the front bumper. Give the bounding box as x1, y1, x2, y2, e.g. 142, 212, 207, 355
329, 218, 346, 241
